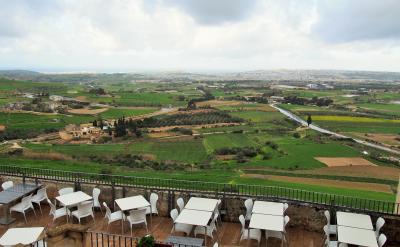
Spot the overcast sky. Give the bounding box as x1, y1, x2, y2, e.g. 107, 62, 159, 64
0, 0, 399, 72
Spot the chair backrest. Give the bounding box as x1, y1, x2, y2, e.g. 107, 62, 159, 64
59, 187, 74, 196
150, 193, 158, 209
177, 198, 184, 212
21, 194, 33, 208
129, 208, 147, 222
375, 217, 385, 236
378, 233, 387, 247
324, 210, 330, 225
244, 199, 253, 215
210, 212, 218, 229
323, 225, 329, 245
283, 203, 289, 212
47, 199, 56, 215
284, 215, 290, 227
93, 188, 101, 202
103, 202, 112, 219
36, 187, 47, 199
238, 215, 245, 232
2, 181, 13, 190
78, 201, 93, 215
170, 209, 178, 221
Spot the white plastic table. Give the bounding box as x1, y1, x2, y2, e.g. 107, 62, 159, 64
115, 195, 150, 211
249, 213, 284, 247
252, 201, 284, 216
185, 197, 219, 212
174, 209, 213, 245
56, 191, 92, 223
337, 211, 373, 230
338, 225, 378, 247
0, 227, 44, 246
115, 195, 151, 233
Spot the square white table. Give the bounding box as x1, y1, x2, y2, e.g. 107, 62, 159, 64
0, 227, 44, 246
338, 225, 378, 247
249, 213, 284, 232
174, 209, 213, 244
56, 191, 92, 223
249, 214, 284, 247
337, 211, 373, 230
115, 195, 150, 211
115, 195, 151, 233
252, 201, 284, 216
185, 197, 219, 212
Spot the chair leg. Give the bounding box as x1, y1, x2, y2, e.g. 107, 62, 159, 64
23, 212, 27, 223
32, 207, 37, 216
39, 203, 43, 215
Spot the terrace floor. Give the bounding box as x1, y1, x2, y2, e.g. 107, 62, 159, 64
0, 204, 323, 247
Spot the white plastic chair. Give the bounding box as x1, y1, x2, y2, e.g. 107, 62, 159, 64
92, 188, 102, 212
146, 193, 159, 215
176, 198, 185, 213
283, 203, 289, 213
194, 213, 218, 239
244, 198, 253, 220
10, 194, 36, 223
324, 210, 337, 236
375, 217, 385, 238
213, 243, 218, 247
170, 208, 193, 236
127, 208, 148, 235
378, 233, 387, 247
265, 215, 290, 245
71, 201, 95, 224
103, 202, 125, 230
47, 199, 69, 222
58, 187, 74, 196
2, 181, 13, 190
323, 225, 346, 247
31, 187, 48, 214
239, 215, 261, 246
214, 199, 222, 226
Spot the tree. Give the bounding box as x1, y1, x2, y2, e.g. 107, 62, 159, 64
307, 114, 312, 126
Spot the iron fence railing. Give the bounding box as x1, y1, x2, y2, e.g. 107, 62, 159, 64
88, 231, 138, 247
0, 165, 398, 216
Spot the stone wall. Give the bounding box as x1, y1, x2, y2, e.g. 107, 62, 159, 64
2, 176, 400, 246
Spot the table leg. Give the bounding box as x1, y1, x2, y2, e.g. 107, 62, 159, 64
150, 205, 152, 232
204, 226, 207, 246
0, 203, 15, 225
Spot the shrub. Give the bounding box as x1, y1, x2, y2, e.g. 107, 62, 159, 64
293, 132, 301, 138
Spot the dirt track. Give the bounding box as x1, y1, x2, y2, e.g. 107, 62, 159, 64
68, 108, 109, 115
315, 157, 377, 167
242, 174, 393, 193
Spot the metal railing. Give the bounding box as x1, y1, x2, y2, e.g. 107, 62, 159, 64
0, 165, 398, 216
89, 232, 138, 247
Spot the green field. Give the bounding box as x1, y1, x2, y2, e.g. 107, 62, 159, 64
97, 107, 157, 119
229, 111, 284, 123
0, 76, 399, 204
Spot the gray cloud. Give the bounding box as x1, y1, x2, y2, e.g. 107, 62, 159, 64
0, 0, 62, 38
313, 0, 400, 43
166, 0, 258, 25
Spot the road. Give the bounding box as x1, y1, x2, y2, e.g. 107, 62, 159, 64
270, 104, 400, 155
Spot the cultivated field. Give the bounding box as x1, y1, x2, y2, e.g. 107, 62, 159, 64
0, 76, 399, 202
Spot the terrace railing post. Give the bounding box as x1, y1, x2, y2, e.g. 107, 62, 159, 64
122, 186, 126, 198
111, 181, 116, 210
35, 178, 38, 186
22, 172, 26, 184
